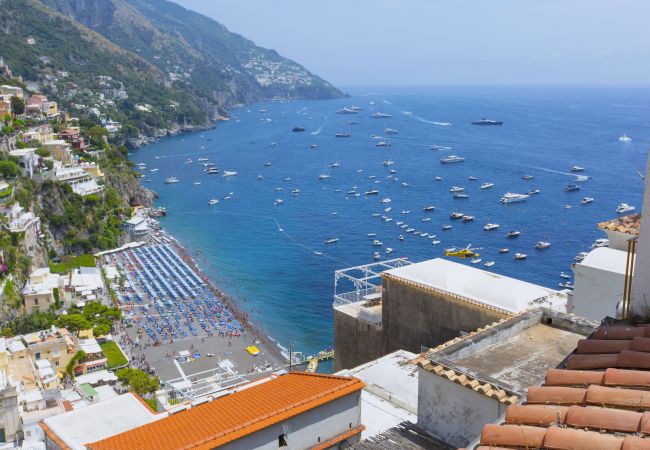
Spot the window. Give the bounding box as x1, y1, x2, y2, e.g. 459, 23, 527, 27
33, 298, 39, 306
35, 352, 41, 360
278, 434, 288, 447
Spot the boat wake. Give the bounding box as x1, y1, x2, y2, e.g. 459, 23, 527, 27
415, 116, 452, 126
310, 126, 323, 136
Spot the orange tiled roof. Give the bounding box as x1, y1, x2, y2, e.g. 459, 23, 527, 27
87, 372, 364, 450
597, 214, 641, 236
474, 323, 650, 450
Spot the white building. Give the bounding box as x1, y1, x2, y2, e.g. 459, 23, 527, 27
9, 148, 39, 178
21, 268, 62, 314
65, 267, 105, 305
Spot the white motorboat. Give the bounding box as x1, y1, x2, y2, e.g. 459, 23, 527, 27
435, 176, 443, 181
223, 171, 238, 177
164, 176, 179, 184
559, 282, 574, 290
264, 162, 272, 167
560, 272, 571, 279
449, 186, 465, 193
536, 241, 551, 249
376, 141, 391, 147
398, 235, 404, 241
480, 182, 494, 189
514, 253, 528, 260
208, 199, 219, 205
198, 158, 209, 162
380, 198, 392, 204
442, 225, 453, 230
501, 192, 529, 203
470, 258, 482, 264
527, 189, 541, 195
318, 174, 331, 180
193, 181, 202, 185
383, 160, 395, 166
440, 155, 465, 164
468, 176, 478, 181
325, 238, 339, 244
616, 203, 635, 214
149, 168, 159, 172
575, 252, 588, 262
367, 233, 377, 237
484, 261, 495, 267
500, 248, 510, 254
522, 175, 534, 180
365, 190, 379, 196
422, 217, 432, 222
385, 128, 399, 135
619, 134, 632, 143
401, 210, 411, 215
483, 223, 500, 231
336, 107, 357, 115
592, 238, 609, 249
450, 212, 464, 219
461, 215, 474, 222
330, 161, 341, 168
385, 248, 394, 254
291, 189, 301, 195
423, 205, 435, 212
574, 175, 590, 183
274, 199, 284, 205
506, 230, 521, 238
186, 158, 192, 163
570, 165, 585, 172
581, 197, 594, 205
453, 193, 469, 199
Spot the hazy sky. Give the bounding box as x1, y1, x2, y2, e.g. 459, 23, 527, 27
172, 0, 650, 87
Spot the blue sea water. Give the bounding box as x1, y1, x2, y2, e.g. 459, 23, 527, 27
130, 86, 650, 360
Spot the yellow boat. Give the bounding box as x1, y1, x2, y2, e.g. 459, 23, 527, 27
246, 345, 260, 356
306, 357, 319, 373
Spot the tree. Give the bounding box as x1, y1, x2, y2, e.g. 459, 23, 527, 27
0, 160, 20, 177
10, 96, 25, 116
92, 324, 110, 337
56, 314, 91, 334
66, 350, 87, 378
116, 368, 160, 396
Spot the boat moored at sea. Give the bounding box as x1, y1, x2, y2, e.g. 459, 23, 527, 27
223, 171, 238, 177
325, 238, 339, 244
376, 141, 391, 147
423, 205, 435, 212
506, 230, 521, 238
441, 155, 465, 164
536, 241, 551, 249
616, 203, 635, 214
385, 128, 399, 135
581, 197, 594, 205
619, 134, 632, 142
570, 165, 585, 172
450, 212, 464, 219
335, 132, 351, 138
484, 223, 500, 231
292, 126, 305, 132
365, 190, 379, 195
472, 118, 503, 126
336, 107, 357, 114
449, 186, 465, 193
514, 253, 527, 260
501, 192, 529, 203
564, 184, 580, 192
480, 182, 494, 189
208, 199, 219, 205
164, 176, 179, 184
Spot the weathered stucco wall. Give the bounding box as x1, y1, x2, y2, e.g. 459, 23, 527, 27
333, 308, 384, 371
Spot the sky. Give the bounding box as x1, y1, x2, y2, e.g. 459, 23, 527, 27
172, 0, 650, 87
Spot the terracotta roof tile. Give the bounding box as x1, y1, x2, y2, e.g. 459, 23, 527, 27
597, 214, 641, 236
604, 368, 650, 388
543, 426, 624, 450
576, 339, 632, 354
566, 354, 619, 370
592, 325, 649, 340
586, 385, 650, 410
480, 424, 546, 448
475, 447, 518, 450
526, 386, 587, 405
631, 337, 650, 353
86, 373, 364, 450
619, 351, 650, 369
564, 405, 641, 433
545, 369, 605, 387
640, 412, 650, 435
623, 436, 650, 450
505, 405, 568, 426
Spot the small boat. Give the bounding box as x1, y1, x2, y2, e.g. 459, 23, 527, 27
149, 168, 159, 172
385, 248, 394, 254
423, 206, 435, 212
205, 168, 219, 174
559, 282, 574, 290
564, 184, 580, 192
264, 162, 272, 167
256, 175, 263, 180
372, 112, 391, 118
422, 217, 432, 222
440, 155, 465, 164
193, 181, 202, 185
619, 134, 632, 143
198, 158, 209, 162
536, 241, 551, 249
385, 207, 392, 212
514, 253, 527, 260
616, 203, 635, 214
380, 198, 392, 204
318, 174, 331, 180
330, 161, 341, 168
367, 233, 377, 238
564, 204, 572, 209
365, 190, 379, 196
435, 176, 443, 181
560, 272, 571, 279
506, 230, 521, 238
499, 248, 510, 254
472, 118, 503, 126
484, 261, 495, 267
291, 189, 301, 195
335, 132, 351, 138
400, 210, 411, 215
470, 258, 482, 264
164, 176, 179, 184
372, 240, 383, 247
527, 189, 541, 195
453, 193, 469, 199
501, 193, 529, 203
186, 159, 192, 163
314, 251, 323, 256
483, 223, 500, 231
573, 175, 590, 183
223, 171, 238, 177
575, 252, 589, 262
522, 175, 534, 180
208, 199, 219, 205
389, 169, 397, 174
401, 182, 409, 187
372, 213, 381, 217
376, 141, 391, 147
383, 160, 395, 166
449, 186, 465, 193
461, 215, 474, 222
274, 199, 284, 205
432, 240, 441, 245
450, 212, 464, 219
581, 197, 594, 205
570, 165, 585, 172
385, 128, 399, 135
284, 177, 292, 181
292, 126, 305, 132
325, 238, 339, 244
336, 107, 357, 115
592, 238, 609, 249
398, 235, 404, 241
442, 225, 452, 230
223, 195, 232, 201
310, 144, 318, 149
468, 176, 478, 181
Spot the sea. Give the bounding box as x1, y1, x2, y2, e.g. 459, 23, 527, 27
129, 86, 650, 366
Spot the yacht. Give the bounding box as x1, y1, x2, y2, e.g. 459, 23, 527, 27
423, 206, 436, 212
383, 160, 395, 166
468, 176, 478, 181
336, 107, 357, 115
372, 112, 391, 118
372, 240, 383, 247
592, 238, 609, 249
223, 196, 232, 201
450, 212, 464, 219
442, 225, 453, 230
564, 184, 580, 192
522, 175, 534, 180
581, 197, 594, 205
484, 261, 495, 267
506, 230, 521, 238
385, 128, 399, 135
480, 182, 494, 190
514, 253, 528, 260
501, 193, 529, 203
570, 166, 585, 172
564, 204, 572, 209
449, 186, 465, 193
367, 233, 377, 237
291, 189, 301, 195
376, 141, 391, 147
205, 168, 219, 174
619, 134, 632, 143
440, 155, 465, 164
527, 189, 541, 195
263, 162, 272, 167
325, 238, 339, 244
223, 171, 238, 177
461, 215, 474, 222
453, 193, 470, 199
335, 132, 351, 138
284, 177, 292, 181
472, 118, 503, 126
365, 190, 379, 196
483, 223, 500, 231
536, 241, 551, 249
401, 182, 409, 187
318, 174, 331, 180
208, 199, 219, 205
193, 181, 202, 185
292, 126, 305, 132
616, 203, 635, 214
389, 169, 397, 174
164, 177, 179, 184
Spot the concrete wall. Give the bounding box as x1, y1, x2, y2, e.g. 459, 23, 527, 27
333, 308, 384, 371
382, 277, 508, 356
417, 367, 508, 448
570, 264, 625, 321
631, 151, 650, 313
219, 391, 362, 450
